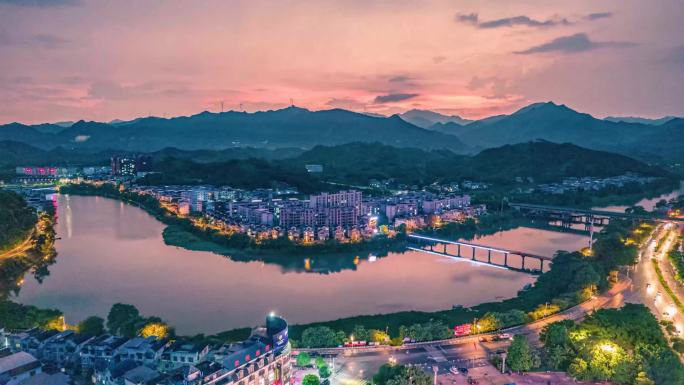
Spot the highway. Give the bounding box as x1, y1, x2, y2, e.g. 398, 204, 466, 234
627, 222, 684, 337
295, 224, 677, 384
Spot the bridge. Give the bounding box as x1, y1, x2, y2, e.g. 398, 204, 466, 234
509, 202, 683, 228
407, 233, 553, 273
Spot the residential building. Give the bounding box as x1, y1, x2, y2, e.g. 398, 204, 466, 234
0, 352, 41, 385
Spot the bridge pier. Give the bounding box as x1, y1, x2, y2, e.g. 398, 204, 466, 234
504, 253, 508, 267
457, 244, 461, 257
472, 247, 476, 260
487, 249, 491, 263
521, 256, 525, 270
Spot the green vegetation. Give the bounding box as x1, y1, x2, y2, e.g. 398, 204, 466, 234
540, 304, 684, 385
141, 157, 325, 193
0, 301, 62, 331
0, 205, 57, 299
651, 258, 684, 315
302, 374, 320, 385
506, 335, 538, 372
295, 352, 312, 367
373, 364, 431, 385
106, 303, 173, 338
77, 316, 105, 336
0, 190, 36, 252
667, 238, 684, 283
290, 219, 645, 344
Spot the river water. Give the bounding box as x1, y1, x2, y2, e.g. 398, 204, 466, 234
594, 181, 684, 213
14, 195, 589, 334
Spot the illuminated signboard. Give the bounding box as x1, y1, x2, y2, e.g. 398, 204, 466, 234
272, 328, 289, 351
453, 323, 472, 337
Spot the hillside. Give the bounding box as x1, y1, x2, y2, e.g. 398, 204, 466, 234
466, 141, 669, 182
0, 107, 467, 153
141, 141, 671, 190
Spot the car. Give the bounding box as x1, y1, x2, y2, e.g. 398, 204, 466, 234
449, 367, 459, 375
478, 336, 489, 342
497, 333, 513, 340
458, 367, 468, 374
663, 311, 671, 317
646, 283, 652, 290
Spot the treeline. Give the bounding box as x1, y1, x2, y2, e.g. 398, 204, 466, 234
295, 321, 451, 348
89, 141, 679, 192
0, 190, 36, 252
289, 219, 648, 343
140, 157, 326, 193
540, 304, 684, 385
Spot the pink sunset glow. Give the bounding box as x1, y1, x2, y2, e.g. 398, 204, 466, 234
0, 0, 682, 124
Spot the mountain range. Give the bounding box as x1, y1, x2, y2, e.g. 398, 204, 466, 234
398, 109, 472, 128
1, 102, 682, 161
0, 107, 466, 152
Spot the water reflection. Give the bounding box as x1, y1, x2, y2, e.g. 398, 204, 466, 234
15, 195, 572, 334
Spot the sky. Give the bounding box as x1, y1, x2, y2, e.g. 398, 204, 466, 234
0, 0, 682, 124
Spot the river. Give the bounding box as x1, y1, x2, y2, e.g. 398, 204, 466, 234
13, 195, 588, 334
594, 181, 684, 213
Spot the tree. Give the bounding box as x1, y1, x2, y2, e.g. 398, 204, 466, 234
140, 321, 170, 338
301, 326, 341, 348
506, 335, 535, 372
568, 358, 589, 380
78, 316, 105, 336
352, 325, 371, 342
319, 365, 331, 379
296, 352, 311, 367
302, 374, 320, 385
315, 356, 326, 369
386, 366, 431, 385
476, 313, 500, 333
107, 303, 141, 336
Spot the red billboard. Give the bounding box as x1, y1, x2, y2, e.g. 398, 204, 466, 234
453, 324, 472, 337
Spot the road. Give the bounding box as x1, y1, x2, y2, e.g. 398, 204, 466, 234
296, 277, 630, 384
0, 229, 34, 260
627, 222, 684, 334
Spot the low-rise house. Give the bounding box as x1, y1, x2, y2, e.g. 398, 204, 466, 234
0, 351, 42, 385
40, 330, 92, 367
159, 341, 209, 372
6, 329, 58, 358
117, 337, 168, 367
79, 334, 128, 370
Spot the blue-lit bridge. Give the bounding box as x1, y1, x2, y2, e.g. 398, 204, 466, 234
407, 233, 553, 274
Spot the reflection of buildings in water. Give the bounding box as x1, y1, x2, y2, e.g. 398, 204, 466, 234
65, 195, 73, 239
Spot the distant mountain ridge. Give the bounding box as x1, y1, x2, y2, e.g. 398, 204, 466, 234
444, 102, 684, 161
0, 107, 466, 153
2, 102, 683, 161
604, 116, 679, 125
398, 109, 472, 128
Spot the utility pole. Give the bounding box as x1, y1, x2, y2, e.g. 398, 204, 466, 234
501, 352, 507, 373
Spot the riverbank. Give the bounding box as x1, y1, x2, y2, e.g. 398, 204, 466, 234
199, 219, 650, 346
59, 183, 409, 257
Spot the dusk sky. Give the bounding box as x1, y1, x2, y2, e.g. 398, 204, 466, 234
1, 0, 683, 124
